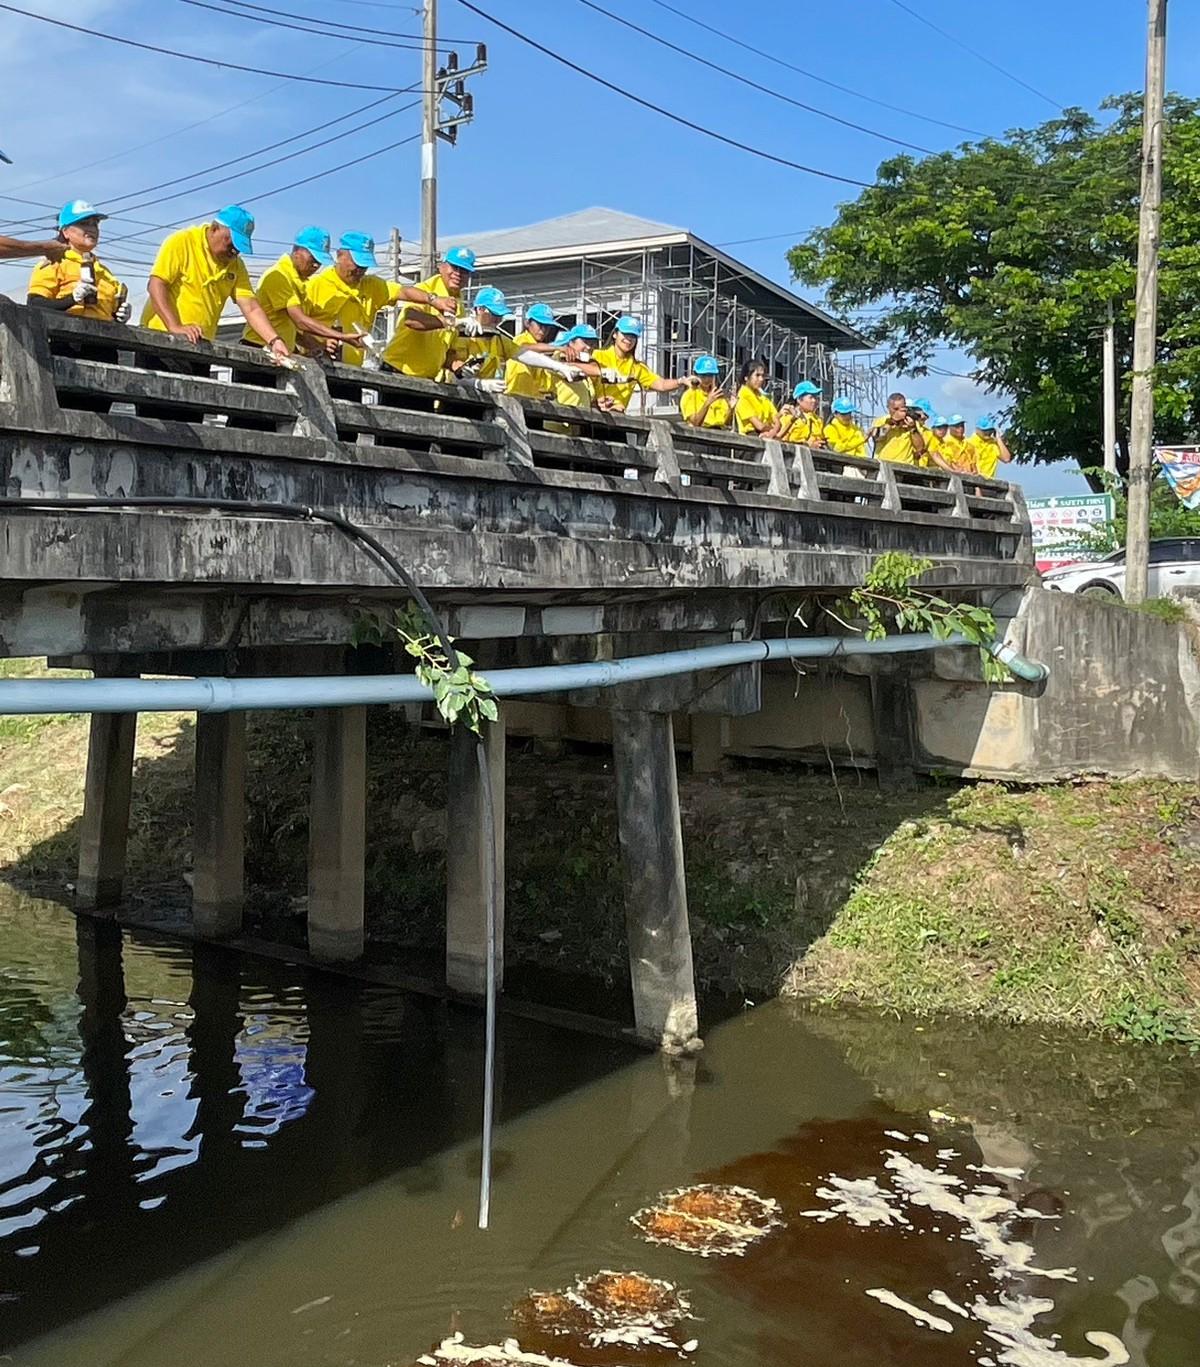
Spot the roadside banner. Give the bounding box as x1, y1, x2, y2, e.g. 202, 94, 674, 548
1027, 494, 1115, 572
1155, 447, 1200, 511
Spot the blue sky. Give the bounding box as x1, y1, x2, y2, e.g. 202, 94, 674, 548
3, 0, 1196, 497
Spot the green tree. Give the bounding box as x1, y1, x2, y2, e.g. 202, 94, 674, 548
789, 95, 1200, 476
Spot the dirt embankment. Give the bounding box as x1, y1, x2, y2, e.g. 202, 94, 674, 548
2, 662, 1197, 1047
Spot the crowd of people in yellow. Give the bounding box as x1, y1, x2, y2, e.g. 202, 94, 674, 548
10, 199, 1013, 480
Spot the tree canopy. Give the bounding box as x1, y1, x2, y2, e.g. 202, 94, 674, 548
788, 95, 1200, 472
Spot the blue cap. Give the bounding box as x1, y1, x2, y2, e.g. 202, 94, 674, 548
976, 413, 997, 431
526, 302, 559, 328
615, 315, 642, 337
831, 396, 858, 415
932, 414, 949, 428
442, 244, 476, 271
946, 413, 965, 425
559, 324, 599, 344
693, 354, 719, 376
293, 225, 333, 265
57, 199, 107, 231
215, 205, 255, 255
338, 231, 377, 269
473, 286, 511, 319
793, 380, 821, 398
910, 397, 934, 417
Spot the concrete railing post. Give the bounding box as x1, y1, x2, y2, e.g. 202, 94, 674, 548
1007, 483, 1036, 566
493, 394, 535, 467
611, 710, 699, 1050
790, 443, 820, 500
192, 711, 246, 939
761, 439, 791, 496
308, 706, 366, 962
77, 711, 138, 913
286, 359, 340, 442
648, 419, 682, 489
876, 460, 903, 512
446, 711, 506, 995
0, 295, 60, 428
948, 474, 971, 518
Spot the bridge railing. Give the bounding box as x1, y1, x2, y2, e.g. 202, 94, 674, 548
0, 299, 1027, 539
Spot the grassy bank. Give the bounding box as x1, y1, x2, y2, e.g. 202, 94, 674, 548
1, 662, 1197, 1045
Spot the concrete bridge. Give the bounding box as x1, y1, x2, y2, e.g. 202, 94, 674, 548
0, 296, 1037, 1046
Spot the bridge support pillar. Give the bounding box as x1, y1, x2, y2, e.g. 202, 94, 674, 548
446, 711, 506, 996
307, 706, 366, 963
870, 671, 918, 786
192, 712, 246, 939
77, 711, 137, 913
612, 711, 699, 1050
690, 714, 729, 774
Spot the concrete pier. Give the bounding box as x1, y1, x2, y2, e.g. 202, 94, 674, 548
192, 712, 246, 938
308, 706, 366, 962
76, 712, 137, 912
611, 711, 699, 1049
446, 713, 506, 996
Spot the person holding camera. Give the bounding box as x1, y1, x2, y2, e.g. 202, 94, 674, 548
869, 392, 927, 466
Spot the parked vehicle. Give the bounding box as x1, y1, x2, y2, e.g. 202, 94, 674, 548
1041, 537, 1200, 598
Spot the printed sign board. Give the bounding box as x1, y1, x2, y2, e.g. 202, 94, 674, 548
1027, 494, 1115, 572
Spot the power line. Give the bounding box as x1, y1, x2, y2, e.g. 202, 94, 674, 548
0, 3, 414, 91
885, 0, 1064, 111
214, 0, 479, 44
172, 0, 444, 52
572, 0, 937, 155
644, 0, 987, 139
455, 1, 872, 189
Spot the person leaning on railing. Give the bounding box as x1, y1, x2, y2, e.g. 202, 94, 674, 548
939, 414, 971, 471
592, 315, 688, 412
779, 379, 823, 445
963, 414, 1013, 480
733, 358, 782, 438
26, 200, 130, 323
504, 301, 563, 399
243, 226, 370, 358
448, 287, 586, 392
378, 244, 473, 377
869, 392, 926, 466
824, 397, 869, 458
678, 354, 731, 429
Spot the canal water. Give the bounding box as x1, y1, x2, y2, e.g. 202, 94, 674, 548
0, 889, 1196, 1366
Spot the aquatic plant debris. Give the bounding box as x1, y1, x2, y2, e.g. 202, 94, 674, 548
630, 1183, 782, 1257
415, 1334, 581, 1366
865, 1288, 954, 1333
513, 1269, 697, 1355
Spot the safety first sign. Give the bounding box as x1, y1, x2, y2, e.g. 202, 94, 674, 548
1027, 494, 1115, 572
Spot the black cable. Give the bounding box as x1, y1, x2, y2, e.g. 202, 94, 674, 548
885, 0, 1064, 111
455, 0, 871, 189
0, 2, 416, 92
203, 0, 480, 46
173, 0, 444, 51
643, 0, 987, 139
573, 0, 937, 155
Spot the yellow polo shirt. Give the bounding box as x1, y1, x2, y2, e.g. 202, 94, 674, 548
380, 272, 462, 377
870, 416, 923, 466
244, 252, 307, 350
784, 410, 824, 445
455, 330, 520, 380
967, 432, 1002, 479
734, 385, 779, 435
592, 346, 659, 411
824, 416, 868, 458
680, 386, 731, 429
28, 250, 125, 321
140, 224, 254, 339
505, 329, 553, 398
304, 270, 402, 367
941, 432, 970, 471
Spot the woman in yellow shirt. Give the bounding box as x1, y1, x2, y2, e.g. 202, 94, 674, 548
780, 379, 824, 445
679, 354, 731, 429
939, 414, 971, 471
823, 397, 868, 457
27, 199, 129, 323
734, 358, 781, 437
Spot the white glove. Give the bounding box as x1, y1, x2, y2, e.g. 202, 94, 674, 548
71, 281, 98, 304
114, 299, 132, 323
455, 314, 483, 337
477, 377, 505, 394
600, 367, 624, 384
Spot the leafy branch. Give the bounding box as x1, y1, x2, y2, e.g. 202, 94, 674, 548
352, 605, 498, 734
835, 552, 1011, 685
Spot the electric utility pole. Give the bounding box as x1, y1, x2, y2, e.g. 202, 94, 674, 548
1125, 0, 1167, 604
1102, 299, 1117, 479
419, 0, 486, 280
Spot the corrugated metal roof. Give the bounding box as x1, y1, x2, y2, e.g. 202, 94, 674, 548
443, 207, 687, 257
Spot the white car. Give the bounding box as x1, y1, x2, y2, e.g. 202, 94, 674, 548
1041, 537, 1200, 598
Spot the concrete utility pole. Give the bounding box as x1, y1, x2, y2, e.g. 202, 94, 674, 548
420, 0, 438, 280
1102, 299, 1117, 479
1125, 0, 1168, 604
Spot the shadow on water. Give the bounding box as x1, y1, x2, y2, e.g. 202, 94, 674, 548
0, 890, 636, 1351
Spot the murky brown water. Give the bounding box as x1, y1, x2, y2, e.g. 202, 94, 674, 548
0, 888, 1196, 1366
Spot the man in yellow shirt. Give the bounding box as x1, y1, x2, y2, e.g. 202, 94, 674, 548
451, 287, 581, 391
927, 413, 949, 463
964, 414, 1014, 480
27, 200, 130, 323
140, 205, 288, 358
505, 301, 561, 398
243, 226, 368, 355
380, 244, 474, 377
780, 379, 823, 445
940, 414, 971, 471
823, 397, 868, 458
593, 315, 688, 412
870, 392, 927, 466
679, 354, 731, 428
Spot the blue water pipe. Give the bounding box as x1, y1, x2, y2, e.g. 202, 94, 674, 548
0, 633, 1047, 715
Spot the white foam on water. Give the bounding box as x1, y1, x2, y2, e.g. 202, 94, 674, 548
969, 1295, 1130, 1366
884, 1130, 911, 1141
800, 1175, 909, 1228
866, 1288, 954, 1333
928, 1288, 971, 1319
970, 1163, 1027, 1180
938, 1148, 960, 1160
914, 1132, 931, 1143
